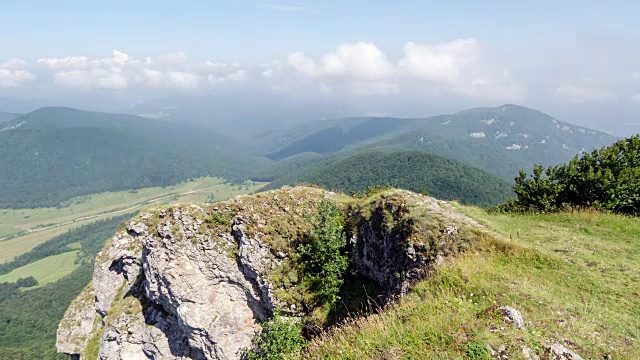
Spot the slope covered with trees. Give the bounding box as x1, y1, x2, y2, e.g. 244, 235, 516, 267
497, 134, 640, 215
0, 107, 270, 208
262, 105, 616, 180
0, 214, 130, 359
265, 150, 513, 207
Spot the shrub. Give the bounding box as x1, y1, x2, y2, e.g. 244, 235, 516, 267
464, 341, 492, 359
298, 200, 349, 304
245, 310, 306, 360
498, 135, 640, 215
15, 276, 38, 288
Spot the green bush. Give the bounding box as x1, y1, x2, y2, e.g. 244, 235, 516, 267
245, 310, 306, 360
464, 341, 492, 359
298, 200, 349, 304
497, 135, 640, 215
15, 276, 38, 288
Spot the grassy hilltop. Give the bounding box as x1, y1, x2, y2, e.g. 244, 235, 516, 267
302, 207, 639, 359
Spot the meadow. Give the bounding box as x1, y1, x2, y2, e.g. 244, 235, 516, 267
302, 207, 640, 359
0, 177, 265, 260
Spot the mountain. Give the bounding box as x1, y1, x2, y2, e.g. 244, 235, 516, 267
0, 111, 20, 124
262, 105, 617, 179
263, 150, 513, 207
127, 93, 358, 144
0, 107, 270, 208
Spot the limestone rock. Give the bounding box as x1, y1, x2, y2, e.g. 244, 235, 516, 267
499, 306, 525, 329
547, 342, 584, 360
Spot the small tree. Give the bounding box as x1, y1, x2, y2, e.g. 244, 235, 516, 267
245, 310, 306, 360
511, 165, 563, 213
298, 200, 349, 304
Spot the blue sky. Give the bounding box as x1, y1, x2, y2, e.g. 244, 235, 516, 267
1, 1, 640, 134
2, 1, 638, 60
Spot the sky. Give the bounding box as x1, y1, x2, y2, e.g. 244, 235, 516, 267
1, 0, 640, 134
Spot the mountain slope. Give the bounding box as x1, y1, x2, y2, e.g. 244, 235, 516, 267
264, 150, 513, 207
263, 105, 617, 179
0, 111, 20, 124
303, 207, 639, 359
0, 107, 270, 208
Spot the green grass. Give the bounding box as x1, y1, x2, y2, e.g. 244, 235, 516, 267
0, 251, 80, 287
302, 209, 639, 359
0, 178, 267, 262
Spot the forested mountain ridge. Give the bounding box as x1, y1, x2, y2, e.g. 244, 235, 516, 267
262, 150, 513, 207
263, 104, 617, 179
0, 107, 270, 208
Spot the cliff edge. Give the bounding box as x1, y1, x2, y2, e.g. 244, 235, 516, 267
56, 186, 486, 360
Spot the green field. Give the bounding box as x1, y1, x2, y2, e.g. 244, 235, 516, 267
0, 251, 80, 287
0, 178, 267, 263
304, 208, 640, 359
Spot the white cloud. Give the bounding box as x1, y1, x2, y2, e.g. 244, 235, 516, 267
166, 71, 199, 89
1, 58, 28, 69
399, 39, 479, 82
52, 70, 93, 89
283, 39, 522, 100
29, 50, 257, 91
552, 85, 617, 103
469, 132, 486, 138
0, 69, 35, 87
96, 72, 128, 90
38, 56, 90, 69
288, 42, 394, 80
631, 93, 640, 102
142, 68, 163, 86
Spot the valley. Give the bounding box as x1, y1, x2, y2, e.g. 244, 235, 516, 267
0, 177, 265, 276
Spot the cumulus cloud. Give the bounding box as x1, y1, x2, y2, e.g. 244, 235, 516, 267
282, 39, 522, 100
0, 69, 35, 87
1, 58, 29, 69
552, 85, 617, 103
399, 39, 479, 82
288, 42, 395, 80
26, 50, 252, 91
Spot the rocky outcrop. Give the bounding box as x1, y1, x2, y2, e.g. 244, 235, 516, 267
499, 306, 525, 329
57, 187, 486, 360
547, 343, 584, 360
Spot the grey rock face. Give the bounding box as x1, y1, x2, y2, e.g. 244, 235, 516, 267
57, 204, 272, 360
499, 306, 525, 329
547, 343, 584, 360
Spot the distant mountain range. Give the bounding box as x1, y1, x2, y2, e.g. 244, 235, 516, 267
0, 104, 618, 208
261, 104, 616, 179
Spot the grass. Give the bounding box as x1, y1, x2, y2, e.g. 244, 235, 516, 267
301, 208, 639, 359
0, 251, 80, 287
0, 177, 266, 262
